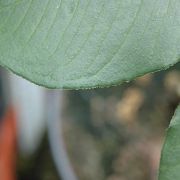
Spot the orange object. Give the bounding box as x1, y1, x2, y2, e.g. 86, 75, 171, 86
0, 107, 17, 180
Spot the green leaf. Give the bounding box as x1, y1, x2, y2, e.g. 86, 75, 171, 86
0, 0, 179, 89
159, 104, 180, 180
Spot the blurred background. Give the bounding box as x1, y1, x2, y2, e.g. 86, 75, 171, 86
0, 62, 179, 180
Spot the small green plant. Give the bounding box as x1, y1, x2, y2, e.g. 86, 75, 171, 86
0, 1, 179, 179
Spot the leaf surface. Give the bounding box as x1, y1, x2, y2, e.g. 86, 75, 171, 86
159, 104, 180, 180
0, 0, 179, 89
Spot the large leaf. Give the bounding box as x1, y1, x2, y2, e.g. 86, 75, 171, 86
0, 0, 179, 89
159, 104, 180, 180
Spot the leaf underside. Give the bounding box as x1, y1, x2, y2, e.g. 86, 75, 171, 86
0, 0, 179, 89
159, 104, 180, 180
